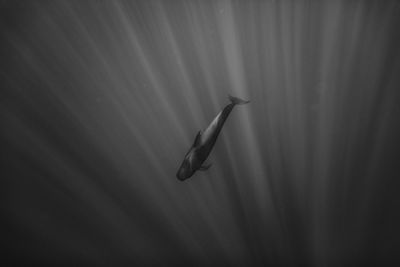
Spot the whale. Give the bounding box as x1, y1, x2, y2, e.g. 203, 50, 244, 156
176, 95, 250, 181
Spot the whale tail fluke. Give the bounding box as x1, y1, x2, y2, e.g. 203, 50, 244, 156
229, 95, 250, 105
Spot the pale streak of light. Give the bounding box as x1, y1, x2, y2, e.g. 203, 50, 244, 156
7, 9, 104, 141
216, 0, 273, 222
212, 1, 278, 261
161, 3, 240, 259
156, 1, 206, 127
282, 1, 308, 199
184, 1, 220, 112
340, 2, 372, 205
113, 1, 190, 146
63, 4, 172, 181
312, 1, 341, 263
182, 2, 224, 181
356, 12, 398, 215
212, 5, 256, 259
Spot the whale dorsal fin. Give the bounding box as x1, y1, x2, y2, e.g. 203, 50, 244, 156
193, 131, 202, 147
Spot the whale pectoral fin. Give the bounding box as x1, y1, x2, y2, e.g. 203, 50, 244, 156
193, 131, 202, 147
199, 163, 212, 171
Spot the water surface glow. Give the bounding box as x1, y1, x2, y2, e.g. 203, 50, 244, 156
2, 0, 400, 265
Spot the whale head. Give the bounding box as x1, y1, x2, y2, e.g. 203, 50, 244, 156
176, 159, 193, 181
176, 150, 199, 181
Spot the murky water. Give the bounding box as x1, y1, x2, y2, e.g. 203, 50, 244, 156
2, 0, 400, 265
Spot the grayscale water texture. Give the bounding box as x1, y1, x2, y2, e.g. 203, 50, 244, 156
2, 0, 400, 265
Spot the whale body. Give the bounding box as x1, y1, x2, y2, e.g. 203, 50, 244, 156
176, 95, 250, 181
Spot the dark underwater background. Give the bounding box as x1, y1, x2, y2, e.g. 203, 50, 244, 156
2, 0, 400, 265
